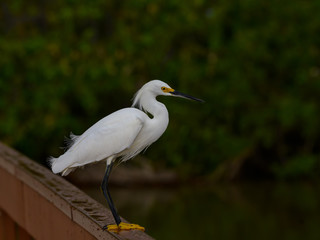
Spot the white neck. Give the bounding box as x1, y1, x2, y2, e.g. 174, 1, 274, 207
140, 93, 168, 120
134, 92, 170, 144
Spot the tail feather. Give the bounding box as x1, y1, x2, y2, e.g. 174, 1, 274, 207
48, 156, 61, 174
48, 154, 74, 176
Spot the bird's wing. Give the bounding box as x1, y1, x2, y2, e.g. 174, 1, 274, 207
61, 108, 145, 168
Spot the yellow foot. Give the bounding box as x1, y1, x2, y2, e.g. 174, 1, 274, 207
106, 222, 145, 232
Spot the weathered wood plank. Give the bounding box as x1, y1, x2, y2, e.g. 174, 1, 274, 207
0, 142, 154, 240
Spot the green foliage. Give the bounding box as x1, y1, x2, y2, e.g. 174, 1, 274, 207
1, 0, 320, 179
272, 155, 318, 179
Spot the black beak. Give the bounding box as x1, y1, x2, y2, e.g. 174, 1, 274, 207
171, 90, 204, 103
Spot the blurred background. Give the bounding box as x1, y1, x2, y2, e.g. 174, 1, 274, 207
1, 0, 320, 239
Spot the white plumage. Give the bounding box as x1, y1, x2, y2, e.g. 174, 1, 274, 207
50, 80, 173, 176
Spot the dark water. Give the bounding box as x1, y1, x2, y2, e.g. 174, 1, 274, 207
82, 182, 320, 240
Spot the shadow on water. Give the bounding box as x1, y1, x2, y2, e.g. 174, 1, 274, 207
82, 182, 320, 240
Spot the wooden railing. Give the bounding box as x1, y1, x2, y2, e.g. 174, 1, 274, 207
0, 142, 153, 240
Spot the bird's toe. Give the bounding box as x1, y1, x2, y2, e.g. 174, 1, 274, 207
104, 222, 145, 232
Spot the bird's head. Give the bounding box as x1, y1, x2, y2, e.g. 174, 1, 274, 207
142, 80, 204, 100
132, 80, 204, 110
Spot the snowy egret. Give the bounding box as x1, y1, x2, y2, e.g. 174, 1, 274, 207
49, 80, 203, 232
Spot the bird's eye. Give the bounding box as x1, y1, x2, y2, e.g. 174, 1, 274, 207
161, 87, 166, 91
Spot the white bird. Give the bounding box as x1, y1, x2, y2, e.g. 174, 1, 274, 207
49, 80, 203, 232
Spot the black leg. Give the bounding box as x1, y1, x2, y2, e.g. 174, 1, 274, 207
101, 161, 121, 229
